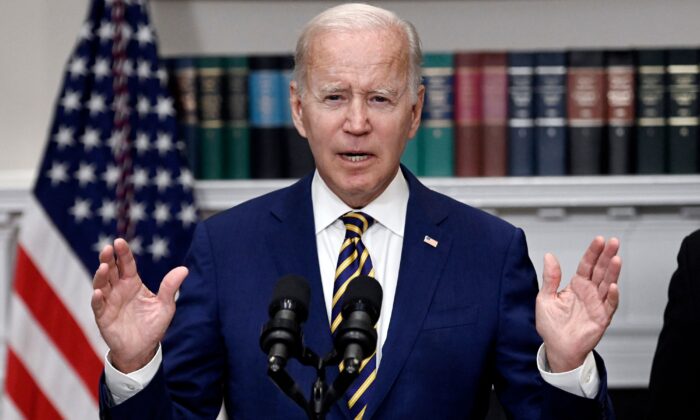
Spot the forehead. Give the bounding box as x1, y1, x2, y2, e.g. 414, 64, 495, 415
305, 28, 409, 88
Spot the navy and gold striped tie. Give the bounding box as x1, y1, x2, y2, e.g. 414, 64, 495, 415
331, 211, 377, 420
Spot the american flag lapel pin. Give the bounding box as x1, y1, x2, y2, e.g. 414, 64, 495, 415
423, 235, 438, 248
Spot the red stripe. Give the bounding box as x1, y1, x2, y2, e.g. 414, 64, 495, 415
13, 245, 103, 402
5, 349, 63, 419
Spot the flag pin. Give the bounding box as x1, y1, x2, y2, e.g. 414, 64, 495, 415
423, 235, 438, 248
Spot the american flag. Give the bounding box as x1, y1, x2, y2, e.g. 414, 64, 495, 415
2, 0, 196, 418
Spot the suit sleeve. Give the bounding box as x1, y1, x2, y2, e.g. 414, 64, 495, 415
494, 228, 614, 420
99, 222, 226, 419
648, 231, 700, 419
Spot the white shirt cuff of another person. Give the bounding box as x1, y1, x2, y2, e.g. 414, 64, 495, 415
104, 345, 163, 404
537, 344, 600, 398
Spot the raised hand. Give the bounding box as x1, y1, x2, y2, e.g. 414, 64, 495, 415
91, 238, 188, 373
535, 236, 621, 372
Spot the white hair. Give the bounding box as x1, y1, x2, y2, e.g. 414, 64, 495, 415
293, 3, 423, 102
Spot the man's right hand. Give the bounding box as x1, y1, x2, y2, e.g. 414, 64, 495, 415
91, 238, 188, 373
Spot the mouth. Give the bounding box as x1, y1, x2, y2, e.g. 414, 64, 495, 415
340, 152, 371, 163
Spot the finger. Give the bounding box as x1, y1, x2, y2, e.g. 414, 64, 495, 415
575, 236, 605, 280
591, 237, 620, 286
91, 289, 105, 316
605, 282, 620, 317
99, 246, 120, 288
113, 238, 138, 279
598, 254, 622, 300
540, 253, 562, 296
92, 262, 112, 297
157, 266, 188, 305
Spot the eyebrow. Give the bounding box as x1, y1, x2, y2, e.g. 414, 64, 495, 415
317, 84, 401, 98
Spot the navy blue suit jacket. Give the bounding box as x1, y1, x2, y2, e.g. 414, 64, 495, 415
101, 168, 614, 419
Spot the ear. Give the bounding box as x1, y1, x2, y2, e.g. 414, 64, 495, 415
407, 84, 425, 139
289, 80, 308, 138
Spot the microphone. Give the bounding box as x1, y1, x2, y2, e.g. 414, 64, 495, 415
334, 275, 383, 374
260, 275, 310, 372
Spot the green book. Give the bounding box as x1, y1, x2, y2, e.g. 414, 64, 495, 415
223, 56, 250, 179
419, 53, 454, 176
196, 56, 225, 179
401, 132, 421, 174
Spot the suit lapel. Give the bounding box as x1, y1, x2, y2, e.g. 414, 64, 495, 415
365, 170, 452, 419
264, 175, 352, 419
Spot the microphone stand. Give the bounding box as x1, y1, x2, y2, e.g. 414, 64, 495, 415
266, 347, 360, 420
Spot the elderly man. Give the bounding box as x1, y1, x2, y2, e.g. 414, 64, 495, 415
93, 3, 621, 419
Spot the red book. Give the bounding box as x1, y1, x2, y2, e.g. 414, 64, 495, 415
481, 52, 508, 176
454, 52, 483, 176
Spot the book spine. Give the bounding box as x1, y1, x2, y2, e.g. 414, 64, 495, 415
568, 50, 606, 175
454, 52, 482, 176
667, 49, 699, 173
420, 53, 455, 177
535, 52, 568, 175
223, 56, 250, 179
279, 55, 315, 178
249, 55, 286, 178
169, 57, 200, 178
635, 49, 667, 174
507, 52, 536, 176
606, 50, 636, 174
481, 52, 508, 176
197, 56, 225, 179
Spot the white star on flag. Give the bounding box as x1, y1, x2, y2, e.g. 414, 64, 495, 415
54, 126, 75, 149
69, 198, 93, 222
154, 168, 172, 191
81, 128, 101, 151
47, 162, 69, 185
154, 96, 175, 120
75, 162, 97, 186
102, 164, 121, 188
131, 167, 149, 190
155, 132, 173, 155
148, 236, 170, 261
134, 131, 150, 154
87, 94, 107, 115
153, 202, 171, 225
61, 90, 81, 112
93, 58, 110, 80
135, 24, 154, 45
68, 57, 87, 79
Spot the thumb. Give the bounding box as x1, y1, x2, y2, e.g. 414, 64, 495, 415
157, 266, 188, 305
541, 253, 562, 296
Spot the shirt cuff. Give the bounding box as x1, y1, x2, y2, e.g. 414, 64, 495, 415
537, 344, 600, 399
104, 345, 162, 405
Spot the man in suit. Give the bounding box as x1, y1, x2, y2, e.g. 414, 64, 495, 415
92, 4, 621, 419
648, 229, 700, 419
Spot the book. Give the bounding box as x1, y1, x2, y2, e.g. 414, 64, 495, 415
568, 50, 606, 175
454, 52, 482, 176
507, 52, 536, 176
168, 57, 200, 178
196, 56, 225, 179
606, 50, 636, 174
481, 52, 508, 176
279, 55, 315, 178
249, 55, 286, 178
223, 56, 250, 179
420, 53, 454, 177
667, 48, 699, 173
534, 52, 568, 175
635, 49, 667, 174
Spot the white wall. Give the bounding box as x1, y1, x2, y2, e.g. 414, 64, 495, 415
4, 0, 700, 179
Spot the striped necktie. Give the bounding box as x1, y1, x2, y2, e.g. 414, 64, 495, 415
331, 211, 377, 420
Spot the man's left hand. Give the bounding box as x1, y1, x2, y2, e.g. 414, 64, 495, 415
536, 236, 621, 372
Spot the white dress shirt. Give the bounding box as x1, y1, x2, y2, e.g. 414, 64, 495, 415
105, 168, 599, 403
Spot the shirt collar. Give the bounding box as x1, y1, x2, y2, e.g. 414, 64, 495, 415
311, 168, 408, 237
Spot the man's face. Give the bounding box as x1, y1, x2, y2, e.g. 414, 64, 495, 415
290, 28, 424, 208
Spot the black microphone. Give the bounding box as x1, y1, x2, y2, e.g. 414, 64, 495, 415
334, 275, 383, 374
260, 275, 310, 372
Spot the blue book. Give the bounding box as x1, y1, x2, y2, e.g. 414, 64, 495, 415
534, 52, 568, 175
507, 52, 536, 176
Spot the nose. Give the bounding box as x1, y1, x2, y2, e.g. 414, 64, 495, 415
342, 97, 371, 135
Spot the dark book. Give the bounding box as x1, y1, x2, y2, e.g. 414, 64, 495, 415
249, 55, 286, 178
606, 50, 636, 174
420, 53, 454, 177
280, 55, 314, 178
534, 52, 568, 175
196, 56, 225, 179
507, 52, 536, 176
481, 52, 508, 176
635, 49, 667, 174
568, 50, 606, 175
667, 48, 699, 174
223, 56, 250, 179
454, 52, 482, 176
169, 57, 200, 178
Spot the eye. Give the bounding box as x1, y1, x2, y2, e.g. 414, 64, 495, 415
325, 94, 343, 102
371, 96, 388, 103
